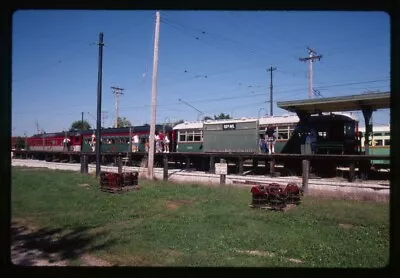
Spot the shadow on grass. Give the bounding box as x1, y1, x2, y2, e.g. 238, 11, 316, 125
11, 221, 121, 266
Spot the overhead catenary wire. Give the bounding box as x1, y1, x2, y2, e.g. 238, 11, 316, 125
162, 12, 293, 63
12, 78, 390, 116
160, 16, 273, 67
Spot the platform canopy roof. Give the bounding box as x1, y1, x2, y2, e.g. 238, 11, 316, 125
277, 92, 390, 114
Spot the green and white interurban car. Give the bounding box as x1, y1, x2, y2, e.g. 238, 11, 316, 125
173, 112, 368, 175
173, 114, 300, 153
358, 125, 390, 169
173, 112, 386, 155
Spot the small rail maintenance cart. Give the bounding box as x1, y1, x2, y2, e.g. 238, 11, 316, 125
100, 171, 140, 193
250, 182, 303, 211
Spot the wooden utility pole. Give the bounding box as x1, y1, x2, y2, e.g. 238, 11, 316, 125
81, 112, 84, 131
81, 112, 84, 153
299, 47, 322, 99
148, 11, 161, 180
266, 66, 277, 116
111, 86, 124, 128
96, 32, 104, 177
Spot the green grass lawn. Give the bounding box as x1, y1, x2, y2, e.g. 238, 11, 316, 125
11, 166, 389, 267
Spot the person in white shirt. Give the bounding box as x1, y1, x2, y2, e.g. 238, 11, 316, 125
63, 137, 71, 151
164, 134, 170, 153
155, 133, 160, 153
132, 134, 139, 152
90, 133, 96, 152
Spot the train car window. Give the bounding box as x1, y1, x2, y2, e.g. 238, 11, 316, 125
318, 131, 327, 138
383, 132, 390, 136
179, 132, 186, 142
343, 123, 355, 138
194, 131, 202, 141
278, 131, 289, 139
187, 132, 194, 142
374, 139, 383, 146
384, 139, 390, 146
373, 132, 382, 136
289, 126, 295, 136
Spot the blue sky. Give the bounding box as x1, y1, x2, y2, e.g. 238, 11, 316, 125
12, 10, 390, 136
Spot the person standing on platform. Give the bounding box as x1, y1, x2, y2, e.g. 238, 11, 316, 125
145, 138, 149, 153
309, 128, 317, 154
266, 125, 277, 154
90, 132, 96, 152
132, 134, 139, 152
158, 131, 164, 153
155, 132, 160, 153
164, 133, 170, 153
259, 134, 266, 153
63, 137, 70, 152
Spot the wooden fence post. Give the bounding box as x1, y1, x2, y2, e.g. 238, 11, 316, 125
117, 156, 122, 174
163, 154, 168, 181
252, 159, 258, 172
185, 156, 190, 170
238, 157, 244, 175
269, 159, 275, 177
209, 156, 215, 174
302, 159, 309, 194
80, 155, 88, 174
